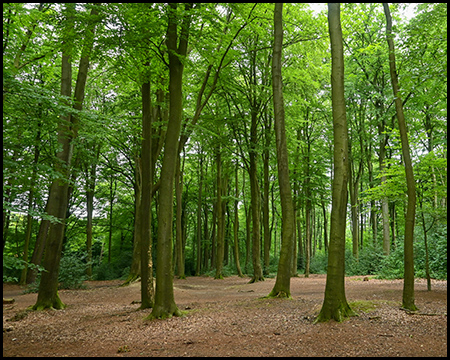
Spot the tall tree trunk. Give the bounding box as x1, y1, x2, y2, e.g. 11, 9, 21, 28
85, 145, 100, 279
379, 130, 391, 255
249, 109, 264, 283
348, 143, 362, 259
107, 175, 116, 263
175, 153, 185, 279
316, 3, 356, 323
19, 128, 40, 285
321, 199, 328, 252
215, 145, 225, 279
139, 79, 154, 309
267, 3, 295, 298
196, 145, 203, 275
262, 145, 271, 276
149, 3, 192, 319
383, 3, 417, 311
233, 163, 244, 277
122, 155, 142, 285
33, 4, 98, 310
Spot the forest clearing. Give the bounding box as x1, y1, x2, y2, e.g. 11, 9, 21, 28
3, 3, 447, 355
3, 275, 447, 357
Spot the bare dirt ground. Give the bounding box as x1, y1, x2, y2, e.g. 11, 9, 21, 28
3, 274, 447, 357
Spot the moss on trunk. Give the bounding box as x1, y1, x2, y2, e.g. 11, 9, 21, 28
32, 291, 66, 311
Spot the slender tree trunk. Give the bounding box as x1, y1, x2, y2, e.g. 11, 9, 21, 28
348, 145, 362, 259
304, 196, 311, 277
19, 132, 40, 285
244, 202, 251, 274
85, 144, 100, 279
139, 79, 154, 309
249, 115, 264, 283
175, 154, 186, 279
263, 147, 271, 276
149, 3, 192, 319
316, 3, 356, 323
122, 155, 142, 285
267, 3, 295, 298
108, 175, 116, 264
215, 145, 225, 279
383, 3, 417, 311
321, 199, 328, 252
196, 146, 203, 275
233, 164, 244, 277
378, 110, 391, 255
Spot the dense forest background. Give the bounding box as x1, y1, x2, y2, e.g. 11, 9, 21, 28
3, 3, 447, 294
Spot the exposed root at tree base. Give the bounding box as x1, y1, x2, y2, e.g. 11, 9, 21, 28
248, 276, 265, 284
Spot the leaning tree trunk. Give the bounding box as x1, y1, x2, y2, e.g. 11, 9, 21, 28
33, 5, 98, 310
383, 3, 417, 311
267, 2, 295, 298
148, 3, 192, 320
315, 3, 356, 323
32, 5, 74, 310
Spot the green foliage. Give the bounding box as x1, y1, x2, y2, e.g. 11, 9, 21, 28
414, 224, 447, 280
309, 252, 328, 274
93, 262, 120, 281
345, 245, 384, 276
3, 255, 45, 283
58, 252, 89, 289
378, 224, 447, 280
204, 264, 238, 278
93, 250, 133, 280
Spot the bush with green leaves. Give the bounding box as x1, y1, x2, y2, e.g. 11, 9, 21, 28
3, 255, 45, 283
378, 224, 447, 280
92, 250, 133, 280
309, 251, 328, 274
58, 251, 89, 289
413, 224, 447, 280
345, 245, 384, 276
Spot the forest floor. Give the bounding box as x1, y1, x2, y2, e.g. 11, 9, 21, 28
3, 274, 447, 357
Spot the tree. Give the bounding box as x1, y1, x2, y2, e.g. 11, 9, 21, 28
383, 3, 417, 311
139, 78, 154, 309
148, 3, 193, 320
32, 4, 99, 310
267, 3, 295, 299
315, 3, 356, 323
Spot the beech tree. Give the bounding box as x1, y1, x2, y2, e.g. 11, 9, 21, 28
383, 3, 417, 311
315, 3, 356, 323
32, 4, 99, 310
148, 3, 193, 320
267, 3, 295, 299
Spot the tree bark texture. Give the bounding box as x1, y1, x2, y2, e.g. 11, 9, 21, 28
139, 80, 154, 309
34, 4, 99, 310
383, 3, 417, 311
316, 3, 356, 323
149, 3, 192, 319
215, 146, 225, 279
268, 3, 295, 298
249, 108, 264, 283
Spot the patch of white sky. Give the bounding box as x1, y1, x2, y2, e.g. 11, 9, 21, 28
309, 3, 418, 20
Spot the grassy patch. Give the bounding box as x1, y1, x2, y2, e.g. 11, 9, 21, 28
349, 300, 378, 313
